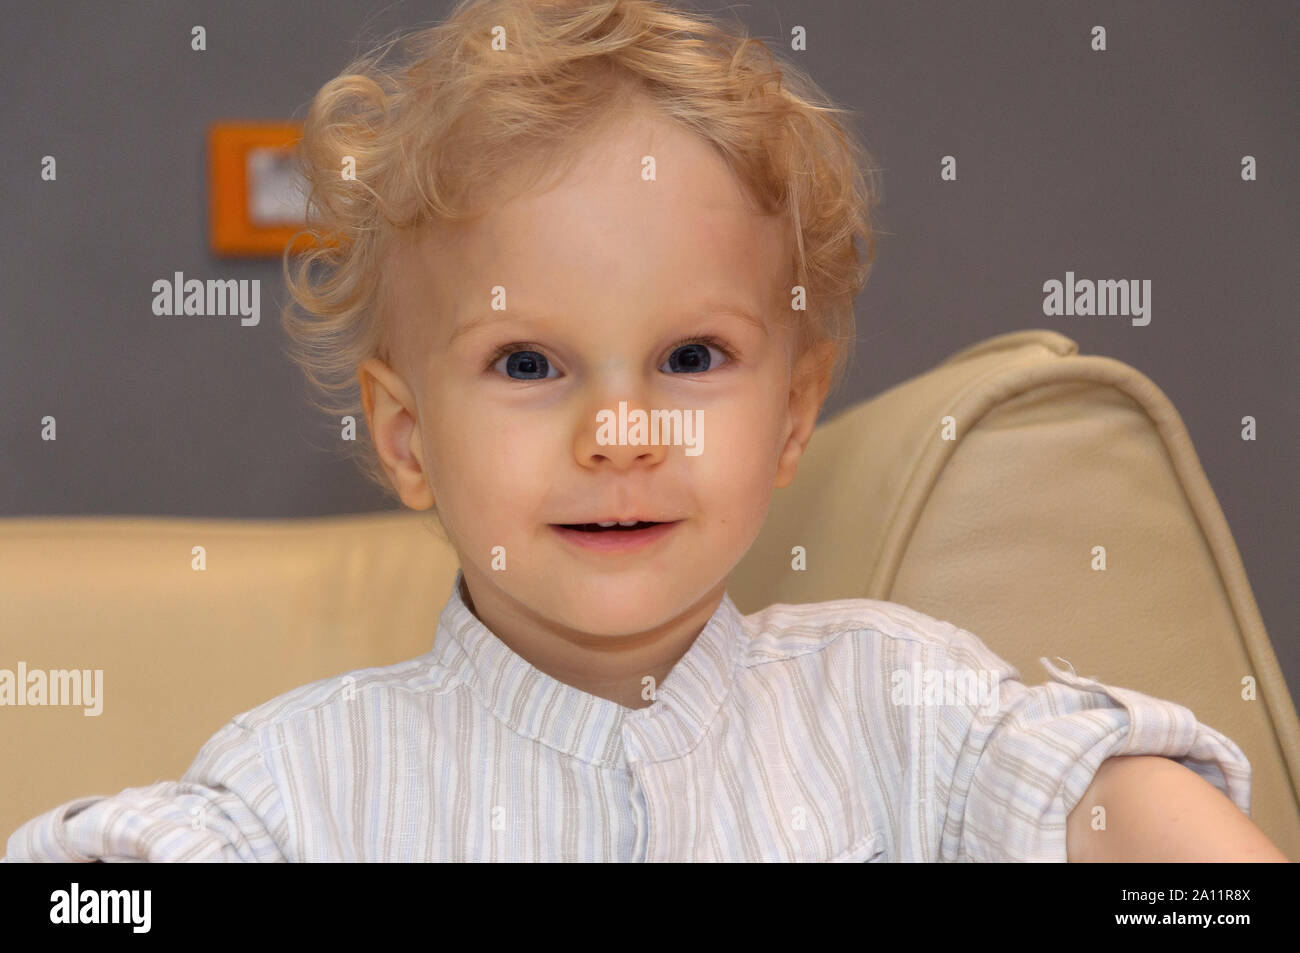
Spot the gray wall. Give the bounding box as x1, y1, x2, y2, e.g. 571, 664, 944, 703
1, 1, 1295, 701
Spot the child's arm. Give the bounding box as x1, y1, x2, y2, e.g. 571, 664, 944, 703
1066, 754, 1288, 862
928, 622, 1260, 861
3, 719, 287, 862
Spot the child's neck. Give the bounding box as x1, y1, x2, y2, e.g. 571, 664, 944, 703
458, 571, 727, 711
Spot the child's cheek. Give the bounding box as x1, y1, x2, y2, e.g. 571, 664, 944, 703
478, 416, 558, 506
701, 403, 778, 482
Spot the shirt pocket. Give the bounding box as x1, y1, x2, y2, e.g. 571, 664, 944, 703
827, 832, 885, 863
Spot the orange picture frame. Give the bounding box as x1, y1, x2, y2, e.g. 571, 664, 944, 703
208, 121, 326, 257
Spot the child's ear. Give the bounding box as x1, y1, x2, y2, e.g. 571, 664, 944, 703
357, 357, 437, 510
773, 339, 836, 489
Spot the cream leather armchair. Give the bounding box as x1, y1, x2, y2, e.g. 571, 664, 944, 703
2, 328, 1296, 858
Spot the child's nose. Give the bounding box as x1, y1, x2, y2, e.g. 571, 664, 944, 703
575, 399, 670, 471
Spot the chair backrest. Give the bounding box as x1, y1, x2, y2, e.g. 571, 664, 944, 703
2, 328, 1295, 857
730, 328, 1299, 857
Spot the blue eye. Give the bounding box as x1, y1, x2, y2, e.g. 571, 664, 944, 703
492, 348, 560, 381
660, 337, 734, 374
487, 335, 736, 381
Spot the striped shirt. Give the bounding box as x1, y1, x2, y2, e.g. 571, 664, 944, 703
3, 569, 1252, 862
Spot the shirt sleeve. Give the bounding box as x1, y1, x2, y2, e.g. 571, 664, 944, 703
930, 625, 1253, 862
2, 718, 289, 862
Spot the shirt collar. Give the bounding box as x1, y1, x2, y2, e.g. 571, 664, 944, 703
431, 568, 745, 767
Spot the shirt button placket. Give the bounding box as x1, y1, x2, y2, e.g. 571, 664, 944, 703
623, 722, 652, 862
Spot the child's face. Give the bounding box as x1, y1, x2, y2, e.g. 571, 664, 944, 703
361, 109, 833, 639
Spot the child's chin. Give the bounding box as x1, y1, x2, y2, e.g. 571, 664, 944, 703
543, 587, 687, 634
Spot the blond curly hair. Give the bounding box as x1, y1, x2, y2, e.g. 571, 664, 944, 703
281, 0, 883, 498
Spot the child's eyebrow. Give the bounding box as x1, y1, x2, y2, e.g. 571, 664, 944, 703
445, 302, 768, 347
445, 310, 545, 348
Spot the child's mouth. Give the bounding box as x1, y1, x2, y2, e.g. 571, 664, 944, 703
549, 520, 682, 552
557, 521, 662, 532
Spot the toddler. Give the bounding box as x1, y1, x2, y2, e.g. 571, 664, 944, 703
3, 0, 1284, 862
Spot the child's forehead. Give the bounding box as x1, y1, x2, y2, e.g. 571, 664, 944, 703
429, 110, 776, 245
394, 190, 790, 307
389, 209, 789, 349
383, 115, 795, 357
